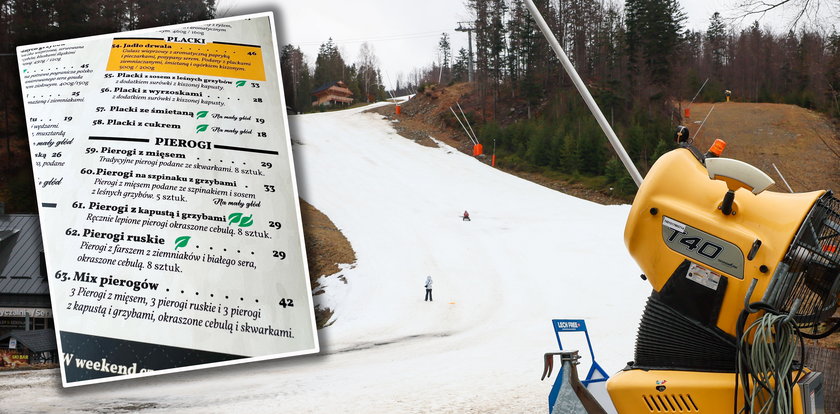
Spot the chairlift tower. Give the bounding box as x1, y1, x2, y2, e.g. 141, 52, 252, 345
455, 22, 474, 82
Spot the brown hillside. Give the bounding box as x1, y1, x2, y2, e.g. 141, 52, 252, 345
684, 102, 840, 193
370, 83, 628, 205
300, 199, 356, 328
375, 85, 840, 203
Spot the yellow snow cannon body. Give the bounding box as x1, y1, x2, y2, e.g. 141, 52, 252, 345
606, 145, 838, 413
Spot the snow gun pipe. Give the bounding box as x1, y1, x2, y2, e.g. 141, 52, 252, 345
456, 101, 479, 144
694, 105, 715, 139
688, 77, 709, 108
772, 163, 794, 193
523, 0, 643, 187
450, 107, 478, 145
384, 72, 398, 102
449, 106, 477, 145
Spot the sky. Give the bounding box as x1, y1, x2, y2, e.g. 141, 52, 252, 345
215, 0, 806, 89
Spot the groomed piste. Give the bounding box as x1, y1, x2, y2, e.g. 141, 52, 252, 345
0, 102, 651, 413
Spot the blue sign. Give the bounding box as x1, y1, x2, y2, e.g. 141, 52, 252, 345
548, 319, 609, 413
554, 319, 586, 332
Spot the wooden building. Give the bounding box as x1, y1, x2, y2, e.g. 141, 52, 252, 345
312, 81, 353, 107
0, 329, 57, 366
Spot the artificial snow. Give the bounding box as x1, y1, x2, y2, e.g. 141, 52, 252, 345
0, 103, 650, 413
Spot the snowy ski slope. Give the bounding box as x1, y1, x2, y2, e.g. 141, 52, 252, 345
0, 103, 651, 413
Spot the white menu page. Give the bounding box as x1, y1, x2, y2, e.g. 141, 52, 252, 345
17, 12, 318, 387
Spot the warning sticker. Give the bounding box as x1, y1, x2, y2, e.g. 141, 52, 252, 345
686, 262, 721, 290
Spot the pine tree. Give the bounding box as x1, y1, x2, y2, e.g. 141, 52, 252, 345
625, 0, 686, 87
281, 44, 311, 112
313, 38, 346, 88
438, 33, 451, 70
134, 0, 215, 30
705, 12, 726, 77
452, 47, 470, 82
469, 0, 491, 116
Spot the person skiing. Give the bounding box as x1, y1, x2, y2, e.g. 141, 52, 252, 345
462, 210, 470, 221
424, 276, 433, 301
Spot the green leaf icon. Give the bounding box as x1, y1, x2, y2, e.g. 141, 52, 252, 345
239, 215, 254, 227
228, 212, 243, 225
196, 124, 208, 133
174, 236, 191, 250
22, 69, 27, 73
235, 80, 246, 87
196, 111, 208, 119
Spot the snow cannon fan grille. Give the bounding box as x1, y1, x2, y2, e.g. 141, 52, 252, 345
763, 193, 840, 332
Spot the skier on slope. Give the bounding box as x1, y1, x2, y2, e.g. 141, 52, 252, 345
462, 210, 470, 221
424, 276, 433, 301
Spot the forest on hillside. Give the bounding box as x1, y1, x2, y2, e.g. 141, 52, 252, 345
280, 40, 388, 113
455, 0, 840, 194
0, 0, 837, 204
0, 0, 216, 213
280, 0, 840, 195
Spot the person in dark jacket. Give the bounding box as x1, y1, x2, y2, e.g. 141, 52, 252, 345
462, 211, 470, 221
424, 276, 433, 301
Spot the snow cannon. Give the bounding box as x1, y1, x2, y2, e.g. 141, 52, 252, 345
519, 1, 836, 410
606, 139, 838, 413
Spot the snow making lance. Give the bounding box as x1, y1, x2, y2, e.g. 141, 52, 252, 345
772, 163, 795, 193
383, 71, 398, 103
688, 77, 710, 108
684, 77, 709, 118
450, 106, 477, 145
523, 0, 642, 187
693, 104, 716, 139
455, 102, 484, 156
456, 101, 479, 145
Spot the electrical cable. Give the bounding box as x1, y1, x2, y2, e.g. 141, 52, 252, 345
734, 300, 807, 414
735, 302, 776, 414
737, 312, 800, 414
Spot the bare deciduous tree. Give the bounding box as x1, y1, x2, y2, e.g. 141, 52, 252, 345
357, 42, 380, 102
734, 0, 840, 28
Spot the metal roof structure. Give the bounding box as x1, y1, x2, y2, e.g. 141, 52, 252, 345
0, 329, 56, 352
0, 214, 48, 296
311, 80, 352, 95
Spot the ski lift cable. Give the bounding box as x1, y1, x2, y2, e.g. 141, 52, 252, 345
450, 107, 478, 145
523, 0, 643, 187
456, 101, 479, 145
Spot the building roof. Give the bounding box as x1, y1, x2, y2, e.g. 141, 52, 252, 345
0, 215, 48, 295
312, 81, 351, 96
0, 329, 56, 352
